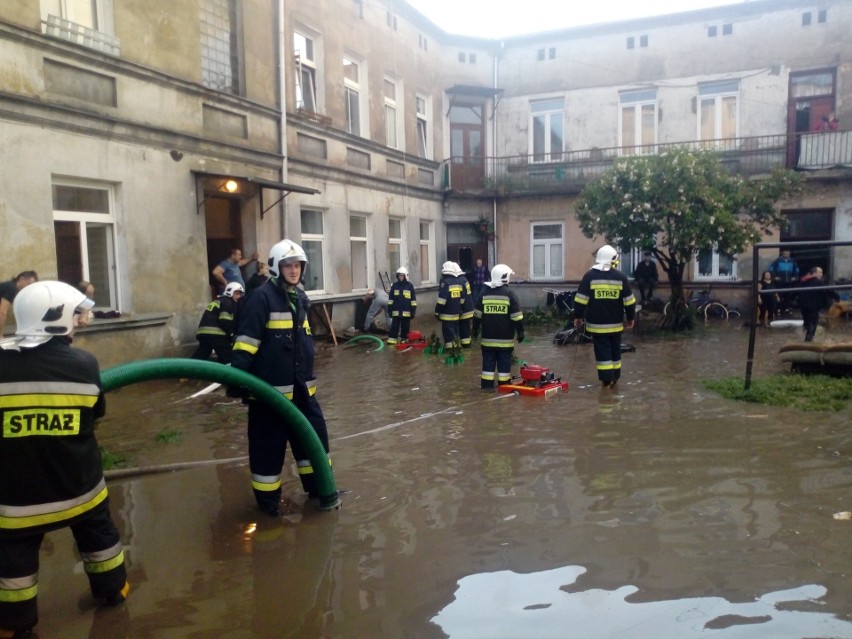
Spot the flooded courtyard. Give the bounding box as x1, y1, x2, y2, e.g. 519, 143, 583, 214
36, 320, 852, 638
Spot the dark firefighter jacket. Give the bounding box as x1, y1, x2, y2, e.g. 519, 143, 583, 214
0, 338, 108, 532
473, 286, 524, 348
196, 294, 238, 338
573, 268, 636, 333
388, 280, 417, 318
231, 280, 318, 399
435, 275, 470, 321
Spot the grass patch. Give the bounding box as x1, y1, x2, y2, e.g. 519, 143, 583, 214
155, 428, 182, 443
704, 374, 852, 411
99, 446, 127, 470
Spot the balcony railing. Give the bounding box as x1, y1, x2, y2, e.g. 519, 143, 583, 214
445, 130, 852, 196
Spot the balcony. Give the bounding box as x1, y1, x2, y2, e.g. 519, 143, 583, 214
444, 131, 852, 197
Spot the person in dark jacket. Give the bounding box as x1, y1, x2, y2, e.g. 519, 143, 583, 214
435, 261, 470, 346
191, 281, 244, 363
0, 281, 128, 637
0, 270, 38, 333
387, 267, 417, 344
573, 245, 636, 389
797, 266, 839, 342
632, 251, 659, 304
472, 264, 524, 388
769, 249, 800, 314
230, 240, 338, 515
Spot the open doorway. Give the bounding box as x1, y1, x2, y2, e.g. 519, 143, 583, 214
781, 209, 834, 278
204, 196, 245, 299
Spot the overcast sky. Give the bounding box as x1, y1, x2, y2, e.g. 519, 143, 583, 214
405, 0, 748, 38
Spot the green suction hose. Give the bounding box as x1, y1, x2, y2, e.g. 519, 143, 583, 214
344, 334, 385, 350
100, 358, 340, 510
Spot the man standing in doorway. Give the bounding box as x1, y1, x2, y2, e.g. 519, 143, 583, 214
632, 251, 658, 304
212, 248, 258, 294
769, 249, 800, 315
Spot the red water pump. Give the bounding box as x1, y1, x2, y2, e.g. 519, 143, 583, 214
498, 363, 569, 397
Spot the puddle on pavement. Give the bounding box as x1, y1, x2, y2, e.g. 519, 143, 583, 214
35, 322, 852, 638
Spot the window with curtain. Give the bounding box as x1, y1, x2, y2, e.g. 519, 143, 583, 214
530, 223, 563, 280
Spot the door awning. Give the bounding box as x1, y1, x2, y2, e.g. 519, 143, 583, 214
192, 171, 320, 218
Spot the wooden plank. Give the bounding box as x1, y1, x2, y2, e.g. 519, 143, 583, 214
321, 303, 337, 346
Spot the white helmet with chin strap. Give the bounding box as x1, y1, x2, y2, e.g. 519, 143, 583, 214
593, 244, 619, 271
0, 280, 94, 350
486, 264, 514, 288
396, 266, 409, 277
223, 282, 245, 298
268, 239, 308, 279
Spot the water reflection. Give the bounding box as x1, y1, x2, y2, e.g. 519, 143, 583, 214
432, 565, 852, 638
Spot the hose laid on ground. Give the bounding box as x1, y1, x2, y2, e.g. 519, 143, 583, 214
100, 358, 340, 510
343, 334, 386, 351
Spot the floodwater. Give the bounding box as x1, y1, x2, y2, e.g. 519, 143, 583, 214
34, 319, 852, 638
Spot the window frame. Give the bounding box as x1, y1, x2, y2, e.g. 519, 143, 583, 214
52, 178, 120, 310
529, 97, 565, 163
419, 220, 435, 284
199, 0, 243, 95
384, 76, 400, 149
529, 222, 564, 281
698, 79, 739, 143
349, 213, 371, 292
619, 89, 657, 154
343, 55, 363, 136
388, 217, 405, 275
300, 208, 327, 293
294, 30, 320, 113
694, 247, 738, 281
416, 93, 431, 159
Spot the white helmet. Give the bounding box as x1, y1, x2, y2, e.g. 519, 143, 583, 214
268, 239, 307, 278
451, 262, 465, 277
6, 281, 93, 349
593, 244, 619, 271
441, 261, 456, 276
396, 266, 409, 277
223, 282, 245, 298
487, 264, 514, 288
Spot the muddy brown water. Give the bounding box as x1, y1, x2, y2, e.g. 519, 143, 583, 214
34, 321, 852, 638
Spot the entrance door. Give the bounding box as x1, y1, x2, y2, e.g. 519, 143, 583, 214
205, 197, 243, 298
787, 69, 836, 167
446, 222, 487, 279
781, 209, 834, 278
450, 103, 485, 190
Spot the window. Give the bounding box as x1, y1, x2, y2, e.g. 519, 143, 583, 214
41, 0, 119, 55
294, 31, 319, 112
722, 23, 732, 35
350, 215, 369, 291
537, 48, 545, 61
300, 209, 325, 292
548, 47, 556, 59
52, 181, 118, 309
200, 0, 241, 94
619, 89, 657, 153
458, 52, 466, 62
419, 221, 435, 284
416, 94, 431, 159
343, 56, 362, 136
469, 53, 477, 64
388, 218, 405, 275
708, 25, 717, 37
695, 248, 737, 281
698, 80, 739, 142
530, 223, 563, 281
639, 35, 648, 47
818, 9, 827, 22
384, 77, 399, 149
802, 11, 812, 25
530, 98, 564, 162
626, 36, 635, 49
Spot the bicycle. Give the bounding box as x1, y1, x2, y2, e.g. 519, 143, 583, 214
663, 289, 742, 321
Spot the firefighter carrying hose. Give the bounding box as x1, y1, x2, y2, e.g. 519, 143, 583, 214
0, 281, 129, 638
191, 281, 244, 363
229, 239, 334, 515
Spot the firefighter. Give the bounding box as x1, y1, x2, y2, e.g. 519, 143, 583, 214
435, 261, 468, 345
230, 239, 337, 515
455, 263, 475, 348
386, 266, 417, 345
0, 281, 129, 637
573, 245, 636, 389
472, 264, 525, 388
191, 281, 244, 363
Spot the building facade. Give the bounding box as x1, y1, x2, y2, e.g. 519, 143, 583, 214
1, 0, 850, 363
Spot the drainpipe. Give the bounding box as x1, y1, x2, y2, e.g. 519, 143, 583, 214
491, 41, 504, 264
277, 0, 288, 240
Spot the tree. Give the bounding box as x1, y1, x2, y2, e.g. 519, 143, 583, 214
575, 148, 803, 328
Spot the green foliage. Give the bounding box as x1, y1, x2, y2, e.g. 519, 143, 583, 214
704, 374, 852, 411
99, 446, 127, 470
522, 306, 560, 326
155, 428, 182, 443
